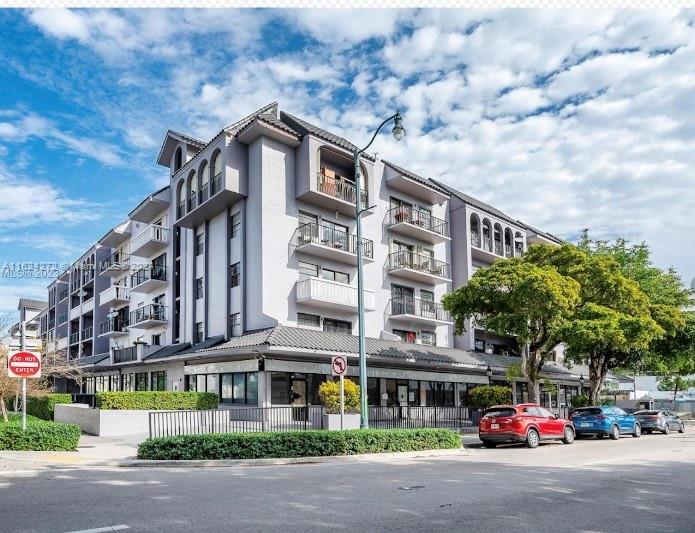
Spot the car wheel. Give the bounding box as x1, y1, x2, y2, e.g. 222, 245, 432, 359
679, 423, 685, 434
663, 424, 670, 435
526, 428, 540, 448
483, 441, 497, 448
633, 424, 641, 438
562, 426, 575, 444
609, 425, 620, 440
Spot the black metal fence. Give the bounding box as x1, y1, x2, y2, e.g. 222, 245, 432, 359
148, 405, 483, 439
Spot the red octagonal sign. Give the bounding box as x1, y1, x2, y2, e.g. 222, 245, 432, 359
7, 351, 41, 379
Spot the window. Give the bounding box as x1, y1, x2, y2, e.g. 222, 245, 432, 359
299, 261, 319, 278
230, 263, 240, 287
185, 374, 197, 392
135, 372, 148, 391
150, 371, 166, 391
195, 322, 204, 343
196, 277, 204, 299
298, 312, 320, 327
122, 373, 134, 392
151, 334, 161, 346
195, 233, 205, 256
394, 329, 417, 344
221, 372, 258, 404
421, 331, 436, 346
231, 213, 241, 238
321, 268, 349, 284
109, 374, 120, 391
323, 318, 351, 334
230, 313, 241, 336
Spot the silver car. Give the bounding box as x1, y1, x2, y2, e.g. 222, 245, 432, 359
633, 410, 685, 434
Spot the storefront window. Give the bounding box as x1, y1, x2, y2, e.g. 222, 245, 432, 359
516, 382, 529, 404
150, 371, 166, 391
135, 372, 148, 391
408, 380, 420, 406
122, 373, 134, 392
367, 377, 380, 406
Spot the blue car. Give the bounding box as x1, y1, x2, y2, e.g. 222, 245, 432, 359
571, 406, 641, 439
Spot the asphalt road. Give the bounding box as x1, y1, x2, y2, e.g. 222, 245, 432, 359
2, 432, 694, 533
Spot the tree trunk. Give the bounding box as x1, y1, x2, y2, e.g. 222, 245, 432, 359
0, 397, 7, 423
524, 349, 543, 404
588, 352, 605, 405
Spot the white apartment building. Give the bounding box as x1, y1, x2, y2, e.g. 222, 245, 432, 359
37, 102, 586, 408
3, 298, 47, 353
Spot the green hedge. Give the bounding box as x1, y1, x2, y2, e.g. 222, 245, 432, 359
26, 394, 73, 420
96, 391, 218, 410
138, 428, 461, 460
468, 385, 513, 410
0, 416, 80, 451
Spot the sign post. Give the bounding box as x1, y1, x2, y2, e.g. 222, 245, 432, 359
331, 356, 347, 431
8, 349, 42, 432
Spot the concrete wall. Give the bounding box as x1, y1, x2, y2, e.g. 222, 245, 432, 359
55, 404, 150, 436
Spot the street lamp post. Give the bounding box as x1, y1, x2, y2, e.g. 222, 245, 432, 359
486, 364, 493, 385
355, 111, 405, 429
579, 374, 585, 395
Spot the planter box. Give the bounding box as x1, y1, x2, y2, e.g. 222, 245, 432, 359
322, 413, 361, 431
55, 404, 151, 436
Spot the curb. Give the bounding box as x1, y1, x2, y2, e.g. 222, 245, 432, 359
118, 447, 470, 468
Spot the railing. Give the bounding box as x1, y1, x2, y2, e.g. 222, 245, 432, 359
188, 190, 198, 211
99, 284, 130, 305
387, 207, 449, 237
100, 250, 130, 273
177, 200, 185, 219
505, 243, 512, 257
58, 288, 69, 301
130, 224, 168, 253
296, 277, 375, 310
296, 223, 374, 259
48, 319, 56, 329
388, 251, 451, 279
149, 406, 325, 439
69, 332, 79, 345
199, 182, 209, 205
131, 265, 167, 287
368, 406, 482, 429
389, 297, 451, 322
211, 172, 222, 195
317, 172, 367, 207
99, 317, 128, 336
113, 346, 137, 364
81, 325, 93, 340
130, 304, 167, 325
58, 313, 68, 324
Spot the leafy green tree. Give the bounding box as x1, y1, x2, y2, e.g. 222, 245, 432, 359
442, 258, 580, 403
652, 313, 695, 408
467, 385, 513, 410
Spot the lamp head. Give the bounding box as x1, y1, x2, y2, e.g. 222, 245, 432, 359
486, 364, 492, 378
392, 111, 405, 141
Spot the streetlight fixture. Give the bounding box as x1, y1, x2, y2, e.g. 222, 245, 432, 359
486, 364, 493, 385
354, 110, 405, 429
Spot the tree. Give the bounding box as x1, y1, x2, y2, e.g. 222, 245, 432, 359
652, 313, 695, 409
443, 258, 580, 403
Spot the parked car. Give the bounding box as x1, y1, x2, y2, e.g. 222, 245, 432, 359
479, 403, 575, 449
633, 410, 685, 434
571, 406, 641, 439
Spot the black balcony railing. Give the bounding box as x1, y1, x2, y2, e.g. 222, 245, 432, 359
388, 251, 451, 279
100, 250, 130, 273
99, 317, 128, 336
211, 172, 222, 195
131, 265, 167, 287
199, 182, 209, 205
113, 346, 137, 364
188, 191, 198, 212
177, 200, 185, 219
389, 298, 451, 322
387, 207, 449, 237
296, 223, 374, 259
58, 288, 69, 301
69, 332, 79, 345
130, 304, 167, 325
317, 172, 367, 207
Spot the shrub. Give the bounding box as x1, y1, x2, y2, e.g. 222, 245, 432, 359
468, 385, 513, 410
26, 394, 73, 420
96, 391, 218, 410
138, 428, 460, 460
318, 380, 360, 414
570, 394, 591, 408
0, 418, 80, 451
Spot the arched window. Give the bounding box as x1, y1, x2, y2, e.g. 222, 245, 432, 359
199, 161, 209, 202
504, 228, 513, 257
514, 231, 525, 256
211, 151, 222, 194
493, 223, 503, 256
187, 171, 197, 210
174, 147, 183, 173
177, 180, 186, 218
482, 219, 493, 252
470, 214, 481, 247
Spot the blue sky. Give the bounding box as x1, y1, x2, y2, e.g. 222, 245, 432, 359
0, 8, 693, 311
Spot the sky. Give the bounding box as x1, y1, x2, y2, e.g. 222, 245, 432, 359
0, 8, 693, 312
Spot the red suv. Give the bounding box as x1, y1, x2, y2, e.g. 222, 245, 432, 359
479, 403, 575, 448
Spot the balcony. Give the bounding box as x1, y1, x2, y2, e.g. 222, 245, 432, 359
388, 252, 451, 284
176, 171, 242, 228
69, 332, 79, 345
388, 298, 453, 326
386, 207, 449, 244
98, 317, 129, 338
100, 250, 130, 277
129, 304, 167, 329
58, 288, 69, 301
296, 277, 375, 312
99, 285, 130, 308
81, 325, 93, 340
130, 225, 168, 258
113, 346, 137, 364
295, 223, 373, 265
130, 266, 167, 293
471, 233, 505, 263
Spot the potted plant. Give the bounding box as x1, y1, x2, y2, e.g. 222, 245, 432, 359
319, 379, 361, 430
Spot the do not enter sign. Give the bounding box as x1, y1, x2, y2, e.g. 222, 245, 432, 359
7, 351, 41, 379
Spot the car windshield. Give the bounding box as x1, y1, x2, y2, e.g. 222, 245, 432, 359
634, 410, 660, 415
484, 408, 516, 418
573, 408, 603, 416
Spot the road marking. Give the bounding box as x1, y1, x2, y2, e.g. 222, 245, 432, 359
65, 525, 129, 533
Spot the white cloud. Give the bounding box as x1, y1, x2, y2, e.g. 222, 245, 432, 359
28, 8, 89, 41
289, 9, 411, 44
